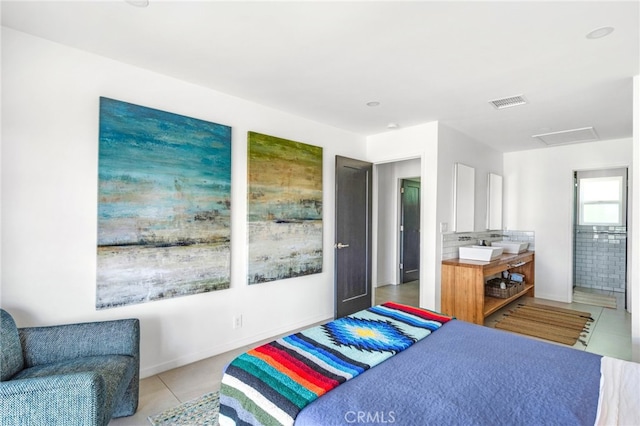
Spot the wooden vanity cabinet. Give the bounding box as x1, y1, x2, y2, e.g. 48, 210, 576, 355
441, 252, 535, 325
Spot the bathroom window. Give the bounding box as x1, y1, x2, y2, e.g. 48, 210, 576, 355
577, 173, 626, 226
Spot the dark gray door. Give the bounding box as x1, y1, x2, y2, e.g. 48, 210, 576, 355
400, 179, 420, 283
335, 155, 372, 318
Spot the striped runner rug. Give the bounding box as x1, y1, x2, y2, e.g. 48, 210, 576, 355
495, 303, 593, 346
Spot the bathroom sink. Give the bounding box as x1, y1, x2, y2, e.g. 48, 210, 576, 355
491, 241, 529, 254
459, 246, 504, 261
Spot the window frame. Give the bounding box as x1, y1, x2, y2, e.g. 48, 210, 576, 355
576, 169, 627, 227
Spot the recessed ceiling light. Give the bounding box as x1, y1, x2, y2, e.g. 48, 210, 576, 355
586, 26, 614, 39
366, 101, 380, 107
125, 0, 149, 7
387, 123, 399, 129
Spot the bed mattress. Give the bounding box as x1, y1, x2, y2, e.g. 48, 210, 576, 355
295, 319, 602, 426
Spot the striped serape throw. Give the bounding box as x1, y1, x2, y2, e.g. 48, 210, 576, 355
219, 301, 452, 426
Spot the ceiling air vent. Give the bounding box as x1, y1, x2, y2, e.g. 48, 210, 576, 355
532, 127, 599, 146
488, 95, 527, 110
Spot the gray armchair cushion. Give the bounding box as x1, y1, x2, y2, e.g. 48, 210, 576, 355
0, 309, 24, 381
1, 372, 105, 425
12, 355, 137, 425
0, 309, 140, 426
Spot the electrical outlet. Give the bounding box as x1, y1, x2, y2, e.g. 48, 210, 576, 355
233, 315, 243, 329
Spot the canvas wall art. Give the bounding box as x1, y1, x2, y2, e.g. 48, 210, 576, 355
97, 97, 231, 309
247, 132, 323, 284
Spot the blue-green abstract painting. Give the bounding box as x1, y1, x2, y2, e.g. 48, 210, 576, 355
97, 97, 231, 309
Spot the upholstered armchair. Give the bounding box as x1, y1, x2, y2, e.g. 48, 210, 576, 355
0, 309, 140, 426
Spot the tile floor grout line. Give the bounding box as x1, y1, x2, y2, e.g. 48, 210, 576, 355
156, 374, 183, 404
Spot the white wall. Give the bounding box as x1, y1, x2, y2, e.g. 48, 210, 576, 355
632, 75, 639, 362
0, 28, 367, 377
503, 138, 633, 303
436, 124, 504, 234
375, 159, 421, 287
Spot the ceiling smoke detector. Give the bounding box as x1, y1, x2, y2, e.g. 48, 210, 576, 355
532, 127, 599, 146
125, 0, 149, 7
586, 26, 615, 39
488, 95, 527, 110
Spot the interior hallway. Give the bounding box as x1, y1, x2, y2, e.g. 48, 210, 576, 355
374, 280, 420, 307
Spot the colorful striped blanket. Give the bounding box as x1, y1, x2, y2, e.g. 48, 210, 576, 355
219, 302, 452, 426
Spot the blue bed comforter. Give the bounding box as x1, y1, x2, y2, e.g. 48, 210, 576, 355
295, 320, 602, 426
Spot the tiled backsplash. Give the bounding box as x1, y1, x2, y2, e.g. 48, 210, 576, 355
574, 225, 626, 293
441, 230, 535, 260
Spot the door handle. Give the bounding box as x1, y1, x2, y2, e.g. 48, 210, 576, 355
335, 243, 350, 249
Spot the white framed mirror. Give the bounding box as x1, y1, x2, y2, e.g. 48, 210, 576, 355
487, 173, 503, 230
453, 163, 475, 232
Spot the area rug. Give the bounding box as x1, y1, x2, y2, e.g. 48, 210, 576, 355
495, 303, 593, 346
148, 391, 219, 426
573, 289, 617, 309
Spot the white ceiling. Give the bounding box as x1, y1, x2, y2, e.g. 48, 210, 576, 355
2, 1, 639, 152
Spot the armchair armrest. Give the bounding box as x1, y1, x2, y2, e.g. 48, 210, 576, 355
19, 318, 139, 368
0, 372, 105, 425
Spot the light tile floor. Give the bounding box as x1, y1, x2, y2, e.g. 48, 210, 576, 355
374, 280, 420, 307
110, 283, 631, 425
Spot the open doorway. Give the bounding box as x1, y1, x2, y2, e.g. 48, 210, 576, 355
374, 159, 421, 307
573, 168, 628, 310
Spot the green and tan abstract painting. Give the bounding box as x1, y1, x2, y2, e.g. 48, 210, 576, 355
247, 132, 323, 284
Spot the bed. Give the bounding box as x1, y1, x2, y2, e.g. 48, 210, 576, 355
219, 302, 639, 426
